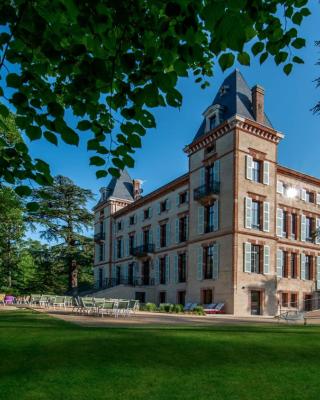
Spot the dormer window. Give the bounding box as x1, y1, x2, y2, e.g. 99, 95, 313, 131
203, 104, 225, 133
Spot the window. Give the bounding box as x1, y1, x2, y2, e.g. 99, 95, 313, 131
129, 235, 135, 255
252, 160, 262, 183
129, 215, 135, 225
117, 221, 122, 231
160, 224, 167, 247
204, 245, 214, 279
306, 217, 314, 242
99, 209, 104, 218
291, 214, 297, 240
290, 293, 298, 308
159, 291, 166, 304
291, 253, 298, 278
283, 251, 289, 278
283, 211, 288, 238
117, 238, 122, 259
252, 201, 261, 230
202, 289, 213, 305
179, 216, 188, 242
178, 253, 187, 283
144, 208, 151, 219
205, 203, 215, 233
306, 191, 315, 203
209, 115, 216, 130
251, 244, 262, 274
179, 191, 187, 205
177, 290, 186, 306
160, 200, 168, 213
99, 243, 104, 262
281, 292, 289, 307
159, 257, 166, 284
143, 229, 150, 247
206, 164, 215, 185
305, 255, 313, 280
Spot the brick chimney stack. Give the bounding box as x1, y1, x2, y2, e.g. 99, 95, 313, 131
251, 85, 265, 124
133, 179, 143, 200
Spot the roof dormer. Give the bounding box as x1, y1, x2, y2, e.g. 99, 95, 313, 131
203, 104, 225, 133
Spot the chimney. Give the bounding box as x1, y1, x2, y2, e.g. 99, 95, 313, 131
133, 179, 143, 200
251, 85, 265, 124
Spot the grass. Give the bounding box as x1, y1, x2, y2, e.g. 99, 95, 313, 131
1, 310, 320, 400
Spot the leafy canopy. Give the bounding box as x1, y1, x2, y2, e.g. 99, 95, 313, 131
0, 0, 311, 185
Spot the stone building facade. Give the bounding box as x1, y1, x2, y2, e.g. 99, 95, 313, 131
93, 70, 320, 316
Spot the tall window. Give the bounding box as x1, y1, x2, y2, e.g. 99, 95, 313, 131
179, 191, 187, 205
305, 255, 313, 280
252, 201, 261, 230
129, 235, 135, 254
117, 238, 122, 259
159, 257, 166, 284
283, 211, 288, 238
99, 243, 104, 262
179, 216, 187, 242
144, 208, 151, 219
209, 115, 216, 130
204, 245, 214, 279
143, 229, 150, 247
202, 289, 213, 304
206, 164, 214, 185
291, 253, 297, 278
205, 203, 216, 233
252, 160, 261, 183
251, 245, 261, 273
281, 292, 289, 307
291, 214, 297, 240
160, 200, 168, 213
290, 293, 298, 308
306, 191, 314, 203
160, 224, 167, 247
129, 215, 135, 225
178, 253, 186, 283
306, 217, 314, 242
283, 251, 289, 277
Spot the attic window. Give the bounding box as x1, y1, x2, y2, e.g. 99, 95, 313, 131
203, 104, 225, 133
209, 115, 216, 130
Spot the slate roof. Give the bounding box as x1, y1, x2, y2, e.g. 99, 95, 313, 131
100, 169, 134, 202
193, 69, 273, 142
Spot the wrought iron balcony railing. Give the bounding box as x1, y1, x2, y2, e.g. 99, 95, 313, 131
194, 181, 220, 202
94, 232, 106, 242
131, 243, 155, 257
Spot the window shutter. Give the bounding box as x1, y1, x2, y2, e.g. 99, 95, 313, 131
316, 256, 320, 290
149, 206, 153, 218
174, 255, 179, 284
213, 200, 219, 231
126, 237, 129, 257
263, 245, 270, 274
134, 214, 137, 224
317, 193, 320, 206
301, 215, 306, 242
157, 203, 161, 215
197, 247, 203, 280
213, 160, 220, 182
276, 249, 283, 277
175, 218, 179, 243
276, 208, 283, 237
141, 210, 144, 222
156, 226, 160, 248
244, 242, 251, 273
316, 218, 320, 245
155, 259, 159, 285
197, 206, 205, 234
165, 255, 170, 284
166, 222, 171, 245
176, 194, 180, 207
113, 239, 117, 261
149, 229, 153, 244
246, 155, 253, 180
277, 181, 284, 195
263, 202, 270, 232
140, 231, 144, 246
200, 167, 205, 186
167, 198, 171, 210
300, 189, 307, 202
263, 161, 270, 185
123, 264, 128, 281
121, 239, 124, 258
186, 215, 189, 239
212, 243, 219, 280
186, 191, 189, 203
300, 254, 306, 280
245, 197, 252, 229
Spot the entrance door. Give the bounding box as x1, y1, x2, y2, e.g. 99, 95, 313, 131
142, 260, 150, 285
177, 291, 186, 306
128, 263, 134, 285
251, 291, 261, 315
116, 266, 121, 285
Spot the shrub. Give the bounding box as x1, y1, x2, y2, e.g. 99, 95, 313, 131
172, 304, 184, 313
193, 305, 205, 316
159, 303, 174, 313
145, 302, 157, 312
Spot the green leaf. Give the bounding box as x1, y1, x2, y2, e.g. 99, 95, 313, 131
77, 120, 92, 131
218, 53, 235, 71
291, 38, 306, 49
259, 52, 268, 64
108, 167, 121, 178
26, 202, 39, 212
6, 73, 21, 88
283, 63, 293, 76
61, 129, 79, 146
128, 134, 141, 148
26, 125, 42, 141
15, 185, 32, 196
292, 12, 303, 25
293, 56, 304, 64
44, 131, 58, 145
237, 52, 250, 66
0, 104, 9, 118
251, 42, 264, 56
96, 170, 108, 179
90, 156, 105, 166
87, 138, 100, 151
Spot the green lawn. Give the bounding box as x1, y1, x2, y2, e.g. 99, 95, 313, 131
1, 310, 320, 400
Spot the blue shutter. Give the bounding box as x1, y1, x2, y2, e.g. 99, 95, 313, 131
197, 206, 204, 234
175, 218, 179, 243
174, 255, 179, 284
200, 167, 205, 186
213, 200, 219, 231
166, 222, 171, 246
149, 229, 153, 245
213, 160, 220, 182
134, 262, 139, 281
156, 226, 160, 248
149, 206, 153, 218
155, 259, 160, 285
197, 247, 203, 280
157, 202, 161, 214
167, 198, 171, 210
212, 244, 219, 280
165, 255, 170, 284
176, 194, 180, 207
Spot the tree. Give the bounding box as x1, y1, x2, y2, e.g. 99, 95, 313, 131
0, 186, 25, 289
313, 40, 320, 114
29, 176, 94, 293
0, 0, 311, 188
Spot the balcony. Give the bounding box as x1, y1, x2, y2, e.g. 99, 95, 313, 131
94, 232, 106, 242
131, 244, 155, 257
194, 181, 220, 203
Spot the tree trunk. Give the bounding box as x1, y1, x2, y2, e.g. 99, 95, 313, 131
69, 259, 78, 295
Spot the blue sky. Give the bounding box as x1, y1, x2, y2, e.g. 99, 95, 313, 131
27, 3, 320, 237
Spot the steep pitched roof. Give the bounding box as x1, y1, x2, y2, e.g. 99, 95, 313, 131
193, 69, 273, 142
100, 169, 134, 202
